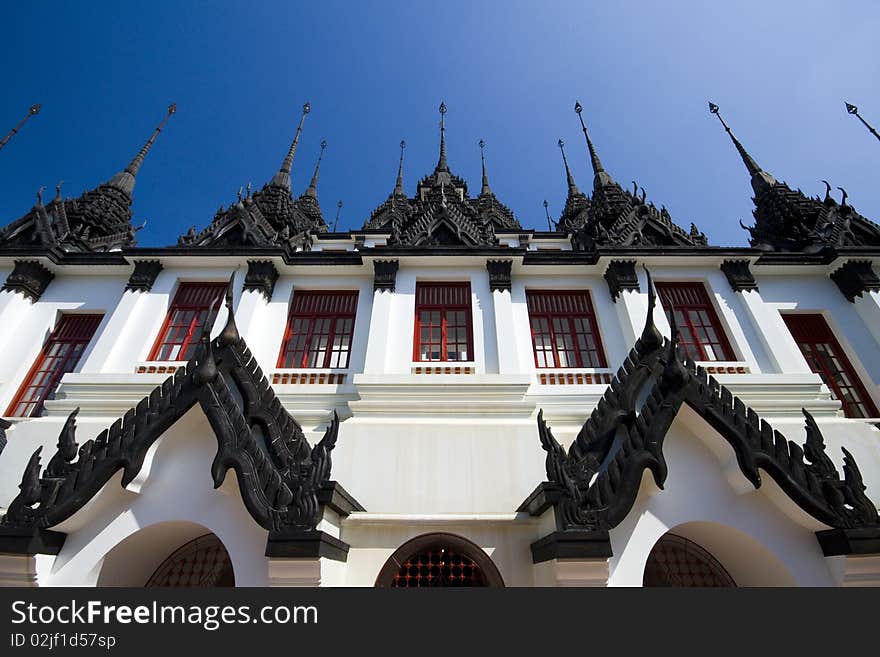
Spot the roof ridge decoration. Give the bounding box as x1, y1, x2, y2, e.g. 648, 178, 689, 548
520, 267, 879, 560
178, 101, 328, 251
1, 276, 362, 552
0, 103, 41, 152
0, 104, 174, 253
563, 102, 708, 251
361, 103, 521, 246
710, 101, 880, 252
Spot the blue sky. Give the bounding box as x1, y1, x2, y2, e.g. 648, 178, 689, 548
1, 1, 878, 247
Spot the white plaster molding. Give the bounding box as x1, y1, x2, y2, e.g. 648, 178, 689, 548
534, 558, 609, 587
342, 513, 537, 527
840, 555, 880, 587
267, 558, 322, 587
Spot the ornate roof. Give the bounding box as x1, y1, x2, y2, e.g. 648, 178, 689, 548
361, 103, 522, 247
710, 102, 880, 252
0, 104, 175, 252
178, 104, 328, 250
557, 103, 708, 251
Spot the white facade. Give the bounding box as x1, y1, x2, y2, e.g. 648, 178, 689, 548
1, 243, 879, 587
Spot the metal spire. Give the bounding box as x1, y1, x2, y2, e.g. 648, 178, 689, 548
0, 104, 41, 152
393, 140, 406, 195
543, 199, 553, 231
707, 101, 767, 179
574, 101, 605, 176
304, 140, 326, 198
558, 139, 581, 195
479, 139, 492, 195
108, 103, 176, 195
333, 200, 343, 231
846, 102, 880, 143
271, 102, 310, 189
436, 101, 448, 172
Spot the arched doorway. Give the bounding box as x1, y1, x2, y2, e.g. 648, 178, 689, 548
375, 533, 505, 587
146, 533, 235, 587
643, 533, 735, 587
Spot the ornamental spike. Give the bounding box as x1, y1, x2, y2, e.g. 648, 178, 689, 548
393, 139, 406, 195
707, 101, 765, 180
845, 101, 880, 143
479, 139, 492, 196
0, 103, 41, 152
271, 102, 311, 189
574, 101, 605, 175
436, 101, 448, 172
108, 103, 176, 195
558, 138, 581, 196
305, 139, 326, 198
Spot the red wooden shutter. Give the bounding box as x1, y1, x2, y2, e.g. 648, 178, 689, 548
413, 283, 473, 362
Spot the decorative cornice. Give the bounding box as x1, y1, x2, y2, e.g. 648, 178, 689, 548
373, 259, 399, 292
1, 260, 54, 302
243, 260, 280, 301
603, 260, 639, 300
830, 260, 880, 302
486, 259, 512, 292
720, 259, 758, 292
125, 260, 163, 292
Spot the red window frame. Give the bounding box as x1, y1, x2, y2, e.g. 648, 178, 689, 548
526, 290, 607, 368
781, 313, 879, 419
413, 283, 474, 362
277, 291, 359, 369
148, 282, 227, 361
656, 282, 735, 362
6, 314, 104, 418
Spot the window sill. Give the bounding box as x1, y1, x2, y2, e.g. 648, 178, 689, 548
135, 361, 187, 375
271, 368, 350, 385
410, 362, 477, 375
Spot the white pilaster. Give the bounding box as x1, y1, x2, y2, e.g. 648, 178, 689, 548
491, 289, 521, 374
853, 290, 880, 352
737, 290, 812, 374
363, 289, 392, 374
79, 289, 143, 373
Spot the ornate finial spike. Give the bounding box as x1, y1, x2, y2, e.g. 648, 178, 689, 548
272, 101, 311, 189
479, 139, 492, 195
54, 180, 63, 201
393, 139, 406, 194
237, 186, 243, 202
557, 138, 580, 195
305, 139, 326, 197
845, 101, 880, 142
709, 101, 719, 114
0, 103, 43, 152
107, 103, 176, 194
837, 187, 848, 206
36, 186, 45, 205
707, 101, 764, 178
333, 200, 343, 231
543, 199, 553, 231
573, 101, 605, 175
439, 101, 447, 115
246, 182, 252, 198
436, 101, 448, 172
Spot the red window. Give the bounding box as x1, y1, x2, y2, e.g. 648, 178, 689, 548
656, 282, 734, 361
782, 314, 879, 419
526, 290, 607, 368
277, 291, 358, 369
414, 283, 473, 362
7, 314, 103, 417
149, 282, 227, 361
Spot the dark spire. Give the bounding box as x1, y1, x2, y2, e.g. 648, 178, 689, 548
333, 200, 343, 231
846, 102, 880, 143
574, 101, 606, 177
108, 103, 176, 195
708, 102, 776, 191
0, 104, 41, 152
557, 139, 581, 195
436, 101, 448, 172
393, 140, 406, 195
271, 102, 310, 189
543, 199, 553, 231
304, 140, 326, 198
479, 139, 492, 195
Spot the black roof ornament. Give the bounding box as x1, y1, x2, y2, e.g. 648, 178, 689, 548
708, 101, 766, 181
0, 103, 41, 152
333, 200, 343, 232
436, 101, 448, 173
108, 103, 176, 196
543, 199, 553, 231
574, 100, 605, 177
271, 102, 310, 190
557, 138, 580, 196
304, 140, 327, 199
845, 101, 880, 143
393, 140, 406, 196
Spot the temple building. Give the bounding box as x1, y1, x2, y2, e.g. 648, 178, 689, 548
0, 99, 879, 587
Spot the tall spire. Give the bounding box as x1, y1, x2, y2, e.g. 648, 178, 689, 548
574, 101, 605, 177
304, 140, 326, 198
436, 101, 448, 172
333, 200, 343, 231
557, 139, 581, 195
543, 199, 553, 231
846, 102, 880, 143
708, 102, 775, 191
479, 139, 492, 195
271, 102, 310, 189
0, 104, 41, 152
108, 103, 176, 195
393, 140, 406, 195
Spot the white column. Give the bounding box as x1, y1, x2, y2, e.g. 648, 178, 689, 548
233, 287, 276, 368
614, 288, 647, 347
534, 559, 609, 587
0, 553, 38, 587
0, 291, 35, 372
737, 290, 812, 374
854, 290, 880, 351
840, 555, 880, 587
492, 289, 521, 374
78, 289, 143, 373
363, 289, 392, 374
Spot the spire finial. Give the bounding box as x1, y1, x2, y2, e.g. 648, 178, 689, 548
845, 101, 880, 143
333, 200, 343, 231
436, 101, 448, 172
0, 103, 41, 152
557, 138, 581, 195
708, 101, 765, 178
271, 102, 311, 189
543, 199, 553, 231
36, 186, 45, 206
108, 103, 176, 195
54, 180, 63, 201
479, 139, 492, 195
393, 139, 406, 195
305, 139, 326, 198
574, 101, 605, 176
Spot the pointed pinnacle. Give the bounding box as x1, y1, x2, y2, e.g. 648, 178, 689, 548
558, 139, 581, 196
436, 101, 448, 172
271, 102, 311, 189
574, 101, 605, 175
707, 101, 765, 179
0, 103, 42, 152
479, 139, 492, 195
394, 139, 406, 195
305, 139, 326, 198
108, 103, 176, 195
845, 101, 880, 143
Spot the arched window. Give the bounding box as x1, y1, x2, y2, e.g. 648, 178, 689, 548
145, 533, 235, 587
375, 533, 504, 588
643, 533, 735, 587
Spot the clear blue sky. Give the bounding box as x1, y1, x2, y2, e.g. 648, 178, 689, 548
1, 1, 878, 247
